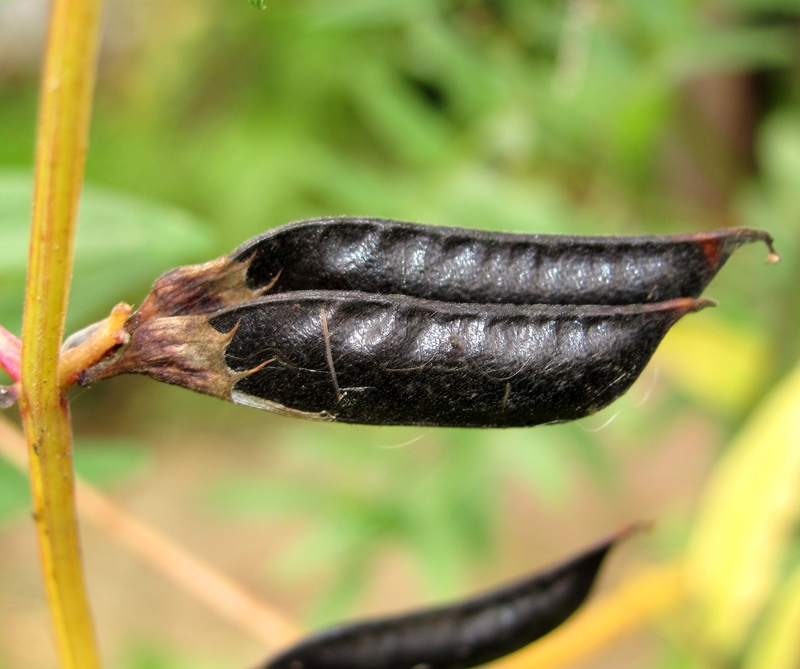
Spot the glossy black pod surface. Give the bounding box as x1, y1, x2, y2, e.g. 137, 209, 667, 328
131, 218, 775, 324
236, 218, 775, 305
83, 291, 711, 427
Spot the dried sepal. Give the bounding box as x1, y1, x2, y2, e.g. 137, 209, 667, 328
79, 314, 251, 399
129, 253, 271, 328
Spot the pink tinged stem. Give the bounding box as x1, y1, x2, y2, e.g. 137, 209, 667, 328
0, 325, 21, 382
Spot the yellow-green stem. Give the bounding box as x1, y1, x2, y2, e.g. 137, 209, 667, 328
19, 0, 105, 666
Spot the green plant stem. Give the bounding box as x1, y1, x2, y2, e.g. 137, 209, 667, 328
18, 0, 105, 666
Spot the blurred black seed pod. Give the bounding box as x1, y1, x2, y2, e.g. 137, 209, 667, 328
262, 527, 635, 669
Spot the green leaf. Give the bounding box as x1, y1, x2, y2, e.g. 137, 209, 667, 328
492, 430, 574, 506
307, 548, 374, 627
666, 26, 794, 76
210, 479, 331, 517
0, 171, 215, 332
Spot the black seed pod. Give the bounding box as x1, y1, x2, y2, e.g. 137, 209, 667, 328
262, 528, 633, 669
81, 291, 711, 427
236, 219, 776, 305
132, 218, 776, 323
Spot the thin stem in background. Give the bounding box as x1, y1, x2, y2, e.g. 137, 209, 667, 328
0, 416, 305, 653
18, 0, 105, 665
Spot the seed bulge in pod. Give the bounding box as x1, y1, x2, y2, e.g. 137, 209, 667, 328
129, 219, 776, 324
82, 291, 713, 428
235, 219, 776, 306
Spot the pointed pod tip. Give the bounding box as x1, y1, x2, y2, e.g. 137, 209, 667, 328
729, 228, 780, 265
755, 230, 781, 265
681, 296, 717, 315
578, 522, 648, 577
612, 519, 653, 542
589, 521, 648, 557
691, 297, 717, 312
651, 297, 716, 321
640, 297, 716, 316
695, 228, 778, 272
748, 229, 781, 264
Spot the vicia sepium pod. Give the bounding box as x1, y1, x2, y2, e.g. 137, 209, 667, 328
81, 291, 711, 427
261, 527, 635, 669
129, 219, 776, 325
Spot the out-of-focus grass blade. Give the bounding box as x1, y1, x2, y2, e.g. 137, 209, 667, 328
125, 644, 226, 669
742, 561, 800, 669
667, 26, 794, 75
685, 358, 800, 655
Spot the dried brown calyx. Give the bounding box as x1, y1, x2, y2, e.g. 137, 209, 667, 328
78, 314, 259, 400
128, 253, 277, 330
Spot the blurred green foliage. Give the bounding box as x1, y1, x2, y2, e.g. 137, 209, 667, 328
72, 438, 150, 488
0, 172, 214, 333
1, 0, 800, 667
0, 437, 149, 523
210, 423, 609, 623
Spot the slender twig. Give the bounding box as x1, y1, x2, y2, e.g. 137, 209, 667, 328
489, 563, 684, 669
58, 303, 131, 389
19, 0, 105, 665
0, 416, 305, 651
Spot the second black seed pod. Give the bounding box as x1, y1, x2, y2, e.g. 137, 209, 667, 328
130, 218, 775, 324
262, 527, 635, 669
